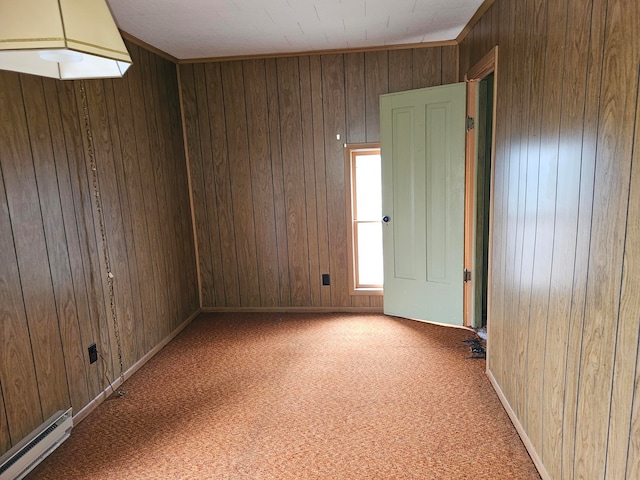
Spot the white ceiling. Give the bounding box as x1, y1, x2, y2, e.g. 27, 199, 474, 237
107, 0, 484, 60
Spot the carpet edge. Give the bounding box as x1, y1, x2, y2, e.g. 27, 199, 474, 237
487, 369, 550, 480
73, 308, 202, 425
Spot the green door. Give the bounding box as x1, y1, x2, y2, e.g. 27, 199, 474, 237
380, 83, 466, 326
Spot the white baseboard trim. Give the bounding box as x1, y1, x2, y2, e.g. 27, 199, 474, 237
201, 306, 384, 313
74, 308, 201, 424
486, 369, 551, 480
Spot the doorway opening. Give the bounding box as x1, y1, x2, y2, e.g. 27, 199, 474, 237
474, 73, 493, 329
463, 46, 498, 334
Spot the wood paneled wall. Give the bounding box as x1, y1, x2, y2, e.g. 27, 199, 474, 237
460, 0, 640, 478
0, 41, 199, 456
180, 46, 458, 309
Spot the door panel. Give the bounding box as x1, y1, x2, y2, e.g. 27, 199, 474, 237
381, 83, 466, 325
392, 107, 416, 280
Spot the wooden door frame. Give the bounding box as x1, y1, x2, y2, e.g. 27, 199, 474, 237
463, 46, 498, 332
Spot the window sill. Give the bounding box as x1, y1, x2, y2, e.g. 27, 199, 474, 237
350, 288, 384, 296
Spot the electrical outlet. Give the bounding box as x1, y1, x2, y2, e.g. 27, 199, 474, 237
88, 343, 98, 364
322, 274, 330, 286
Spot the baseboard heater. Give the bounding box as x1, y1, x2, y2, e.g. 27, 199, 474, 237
0, 408, 73, 480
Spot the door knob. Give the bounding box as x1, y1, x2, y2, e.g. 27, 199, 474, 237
382, 215, 390, 223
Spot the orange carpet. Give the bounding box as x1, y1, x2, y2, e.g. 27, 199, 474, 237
29, 313, 540, 479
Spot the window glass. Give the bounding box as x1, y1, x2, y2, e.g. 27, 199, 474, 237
346, 144, 383, 294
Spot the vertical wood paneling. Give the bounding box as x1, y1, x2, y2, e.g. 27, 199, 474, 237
127, 47, 164, 348
189, 62, 222, 307
500, 0, 519, 407
577, 0, 640, 476
276, 58, 311, 306
125, 44, 166, 351
388, 50, 413, 93
243, 60, 281, 307
298, 57, 322, 307
204, 63, 242, 306
221, 62, 261, 306
345, 53, 366, 143
610, 76, 640, 480
524, 0, 560, 451
152, 55, 182, 332
441, 46, 458, 85
183, 45, 456, 310
8, 75, 70, 419
0, 133, 43, 441
103, 78, 145, 354
85, 82, 133, 378
604, 2, 640, 475
364, 51, 388, 143
626, 79, 640, 480
56, 80, 105, 400
561, 0, 605, 475
109, 70, 153, 357
0, 42, 198, 456
73, 80, 116, 384
0, 384, 9, 453
459, 0, 640, 478
412, 47, 442, 88
161, 58, 198, 321
265, 58, 292, 306
542, 0, 592, 476
44, 79, 96, 405
84, 79, 137, 371
139, 48, 175, 342
35, 75, 92, 412
322, 54, 350, 307
309, 56, 332, 307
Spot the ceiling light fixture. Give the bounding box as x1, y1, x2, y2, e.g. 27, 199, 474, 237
0, 0, 132, 80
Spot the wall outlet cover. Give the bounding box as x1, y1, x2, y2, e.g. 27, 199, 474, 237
88, 343, 98, 364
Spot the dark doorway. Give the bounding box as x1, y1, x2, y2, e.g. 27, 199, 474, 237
474, 73, 493, 328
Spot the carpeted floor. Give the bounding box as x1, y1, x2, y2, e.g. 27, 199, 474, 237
29, 313, 540, 479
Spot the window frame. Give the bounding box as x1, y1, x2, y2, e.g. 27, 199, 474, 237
345, 143, 384, 296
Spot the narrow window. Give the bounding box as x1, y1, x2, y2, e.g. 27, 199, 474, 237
346, 143, 383, 295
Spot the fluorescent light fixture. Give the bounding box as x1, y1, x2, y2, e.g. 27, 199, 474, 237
0, 0, 132, 80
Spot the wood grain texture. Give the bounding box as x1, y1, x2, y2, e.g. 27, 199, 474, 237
182, 45, 456, 309
542, 0, 592, 476
204, 62, 242, 307
10, 75, 70, 419
0, 41, 198, 456
388, 50, 413, 93
525, 0, 563, 452
181, 64, 214, 307
364, 51, 388, 143
0, 383, 9, 453
0, 123, 43, 441
459, 0, 640, 478
264, 58, 292, 306
276, 57, 312, 307
598, 1, 640, 478
39, 76, 93, 413
56, 79, 105, 401
84, 78, 138, 370
412, 47, 442, 89
243, 60, 281, 307
221, 62, 262, 306
309, 56, 332, 307
441, 46, 459, 85
321, 54, 350, 307
626, 62, 640, 479
345, 53, 366, 144
298, 57, 322, 308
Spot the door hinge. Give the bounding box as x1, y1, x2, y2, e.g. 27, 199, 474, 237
466, 115, 475, 131
463, 269, 472, 283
